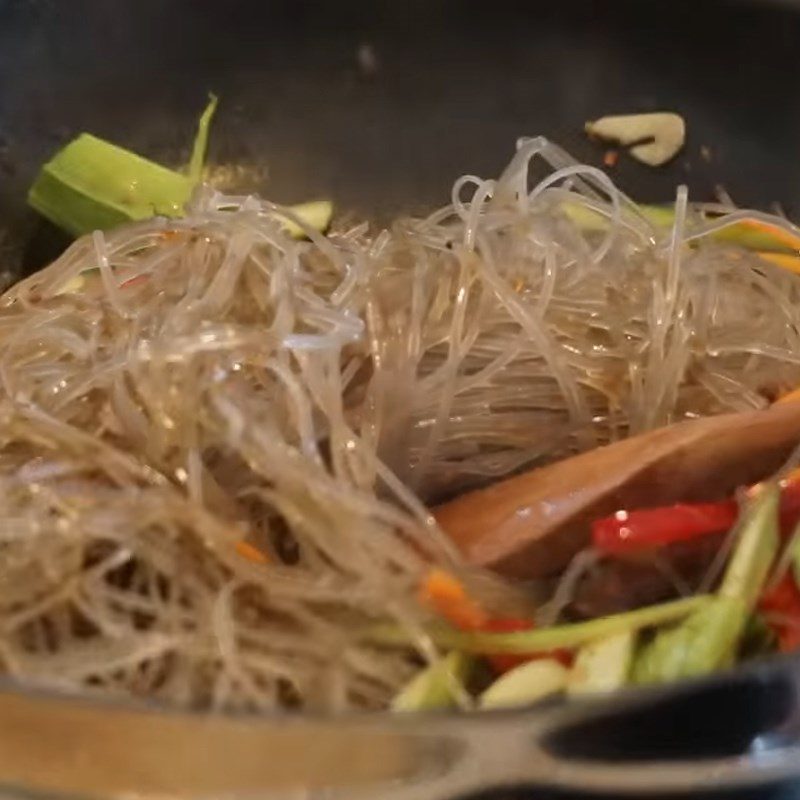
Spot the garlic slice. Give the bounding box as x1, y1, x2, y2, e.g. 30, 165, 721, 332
585, 112, 686, 167
480, 658, 567, 709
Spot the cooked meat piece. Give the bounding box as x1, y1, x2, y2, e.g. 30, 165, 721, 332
571, 534, 724, 619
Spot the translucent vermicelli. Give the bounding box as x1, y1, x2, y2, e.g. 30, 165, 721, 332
1, 137, 800, 710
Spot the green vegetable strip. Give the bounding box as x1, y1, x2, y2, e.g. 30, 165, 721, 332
562, 202, 800, 254
187, 94, 218, 183
720, 485, 780, 606
633, 599, 744, 683
28, 95, 333, 241
280, 200, 334, 239
28, 134, 193, 236
369, 595, 708, 654
634, 486, 780, 684
562, 202, 674, 235
28, 96, 219, 237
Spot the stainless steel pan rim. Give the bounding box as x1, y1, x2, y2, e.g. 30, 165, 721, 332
3, 1, 800, 797
0, 651, 794, 799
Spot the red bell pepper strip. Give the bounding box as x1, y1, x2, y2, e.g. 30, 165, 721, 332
758, 573, 800, 653
593, 472, 800, 555
592, 500, 738, 554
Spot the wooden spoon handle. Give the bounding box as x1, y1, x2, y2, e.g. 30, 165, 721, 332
434, 402, 800, 579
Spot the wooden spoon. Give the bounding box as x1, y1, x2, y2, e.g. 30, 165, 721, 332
433, 401, 800, 579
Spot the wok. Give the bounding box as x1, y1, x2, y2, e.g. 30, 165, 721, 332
1, 0, 800, 797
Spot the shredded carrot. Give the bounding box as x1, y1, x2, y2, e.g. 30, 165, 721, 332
418, 568, 488, 630
757, 252, 800, 276
603, 150, 618, 168
740, 220, 800, 253
235, 540, 269, 565
777, 385, 800, 405
120, 273, 150, 290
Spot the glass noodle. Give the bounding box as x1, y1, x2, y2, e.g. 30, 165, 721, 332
0, 137, 798, 711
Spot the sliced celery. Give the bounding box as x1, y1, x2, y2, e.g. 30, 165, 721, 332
720, 485, 780, 607
633, 597, 745, 684
634, 486, 780, 684
391, 652, 472, 711
369, 595, 708, 654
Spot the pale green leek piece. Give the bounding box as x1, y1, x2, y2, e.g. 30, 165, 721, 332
28, 96, 218, 237
28, 94, 331, 239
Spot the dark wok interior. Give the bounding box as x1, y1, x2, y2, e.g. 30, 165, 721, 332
2, 0, 800, 797
3, 0, 800, 272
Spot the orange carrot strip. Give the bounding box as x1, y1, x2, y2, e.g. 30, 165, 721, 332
741, 220, 800, 252
777, 386, 800, 405
603, 150, 618, 168
419, 568, 488, 630
757, 252, 800, 276
235, 540, 269, 565
120, 273, 150, 290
